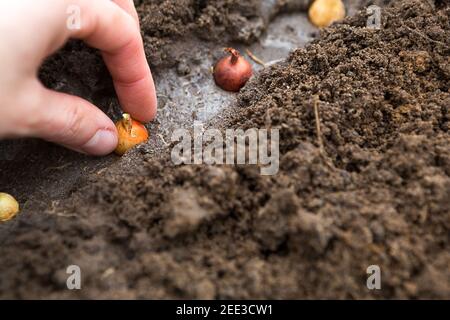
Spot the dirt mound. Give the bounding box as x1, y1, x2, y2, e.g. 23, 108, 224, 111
0, 0, 449, 299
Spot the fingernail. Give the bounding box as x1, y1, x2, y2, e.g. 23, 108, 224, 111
81, 130, 118, 156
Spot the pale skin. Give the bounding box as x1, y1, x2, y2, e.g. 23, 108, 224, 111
0, 0, 157, 155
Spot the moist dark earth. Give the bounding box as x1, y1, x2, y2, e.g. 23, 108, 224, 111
0, 0, 449, 299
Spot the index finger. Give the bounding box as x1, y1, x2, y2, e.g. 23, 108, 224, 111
112, 0, 140, 26
70, 0, 156, 122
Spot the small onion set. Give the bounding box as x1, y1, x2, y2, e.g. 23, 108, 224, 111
114, 113, 149, 156
0, 193, 19, 223
213, 48, 253, 92
308, 0, 346, 28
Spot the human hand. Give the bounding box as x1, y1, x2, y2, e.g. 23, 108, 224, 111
0, 0, 157, 155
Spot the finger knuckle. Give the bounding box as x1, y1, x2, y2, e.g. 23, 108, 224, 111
59, 105, 83, 141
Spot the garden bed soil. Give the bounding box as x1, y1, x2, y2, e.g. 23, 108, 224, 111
0, 0, 449, 299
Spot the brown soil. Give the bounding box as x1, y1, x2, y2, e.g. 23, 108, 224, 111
0, 0, 449, 299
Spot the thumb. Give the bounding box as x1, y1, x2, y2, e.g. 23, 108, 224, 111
28, 83, 118, 156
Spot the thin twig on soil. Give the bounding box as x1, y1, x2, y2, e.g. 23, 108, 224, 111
182, 80, 197, 87
313, 96, 324, 154
403, 24, 449, 48
158, 134, 170, 146
46, 162, 72, 171
246, 49, 266, 67
101, 268, 115, 279
313, 96, 334, 169
96, 167, 108, 175
265, 59, 284, 67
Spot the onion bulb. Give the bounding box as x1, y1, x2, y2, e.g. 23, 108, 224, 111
0, 193, 19, 223
213, 48, 253, 92
114, 114, 149, 156
308, 0, 346, 28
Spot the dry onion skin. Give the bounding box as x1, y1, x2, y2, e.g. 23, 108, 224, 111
0, 193, 19, 223
308, 0, 346, 28
114, 114, 149, 156
213, 48, 253, 92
